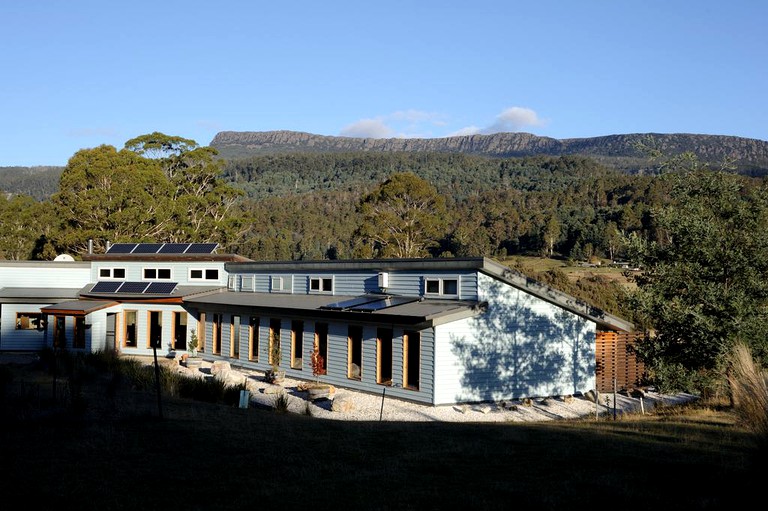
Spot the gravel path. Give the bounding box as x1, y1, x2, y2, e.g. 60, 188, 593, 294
193, 359, 698, 423
1, 352, 695, 423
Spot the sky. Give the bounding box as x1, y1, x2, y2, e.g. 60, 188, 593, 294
1, 1, 766, 167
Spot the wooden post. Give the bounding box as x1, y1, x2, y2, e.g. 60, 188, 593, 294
379, 386, 386, 421
153, 345, 163, 420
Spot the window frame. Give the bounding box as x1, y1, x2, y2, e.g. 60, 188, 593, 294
270, 275, 293, 293
124, 310, 138, 348
424, 277, 460, 297
15, 312, 45, 331
98, 267, 126, 280
309, 276, 334, 294
143, 267, 172, 280
188, 268, 221, 282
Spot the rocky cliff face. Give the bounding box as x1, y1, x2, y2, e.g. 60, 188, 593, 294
210, 130, 768, 174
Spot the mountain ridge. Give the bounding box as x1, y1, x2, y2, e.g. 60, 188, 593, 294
210, 130, 768, 174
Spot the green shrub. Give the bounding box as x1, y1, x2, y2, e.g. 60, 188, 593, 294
273, 392, 289, 412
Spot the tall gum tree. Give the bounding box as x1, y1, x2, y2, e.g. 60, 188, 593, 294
51, 145, 173, 255
355, 172, 447, 258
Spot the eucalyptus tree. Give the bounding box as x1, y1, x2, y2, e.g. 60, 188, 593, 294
355, 172, 448, 258
625, 167, 768, 393
125, 132, 244, 246
50, 144, 174, 255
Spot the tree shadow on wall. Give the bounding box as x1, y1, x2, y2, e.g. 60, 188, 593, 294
450, 279, 595, 402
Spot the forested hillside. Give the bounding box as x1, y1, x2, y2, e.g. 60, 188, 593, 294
212, 130, 768, 176
3, 131, 768, 322
0, 166, 62, 200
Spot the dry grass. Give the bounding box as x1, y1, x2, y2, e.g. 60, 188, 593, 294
0, 354, 757, 511
727, 342, 768, 445
0, 354, 762, 510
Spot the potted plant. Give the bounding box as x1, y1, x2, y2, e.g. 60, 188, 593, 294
182, 331, 202, 370
306, 343, 332, 400
264, 331, 285, 384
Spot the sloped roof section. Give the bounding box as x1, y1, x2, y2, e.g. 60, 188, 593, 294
184, 289, 482, 329
224, 257, 634, 332
0, 287, 82, 302
40, 300, 119, 316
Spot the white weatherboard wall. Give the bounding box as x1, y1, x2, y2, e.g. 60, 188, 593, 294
433, 273, 596, 405
2, 303, 53, 351
0, 262, 91, 351
0, 262, 90, 288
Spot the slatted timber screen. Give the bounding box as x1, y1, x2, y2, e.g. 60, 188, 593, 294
595, 330, 646, 393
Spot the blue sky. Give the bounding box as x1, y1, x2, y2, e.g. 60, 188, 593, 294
2, 1, 766, 167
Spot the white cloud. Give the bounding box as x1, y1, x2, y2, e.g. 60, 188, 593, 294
339, 106, 546, 139
339, 110, 446, 139
481, 107, 546, 134
339, 118, 394, 138
448, 126, 482, 137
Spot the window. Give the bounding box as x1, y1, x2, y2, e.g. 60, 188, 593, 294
377, 328, 393, 386
16, 312, 45, 330
143, 268, 172, 280
424, 277, 459, 296
271, 275, 292, 293
309, 277, 333, 293
228, 275, 238, 290
99, 267, 126, 279
212, 313, 222, 355
148, 311, 162, 348
403, 330, 420, 390
248, 316, 259, 361
347, 325, 363, 380
231, 315, 241, 359
124, 310, 137, 348
189, 268, 220, 281
73, 317, 86, 349
197, 312, 206, 353
291, 320, 304, 369
314, 322, 328, 374
242, 275, 255, 292
269, 318, 281, 366
53, 316, 66, 348
173, 312, 187, 351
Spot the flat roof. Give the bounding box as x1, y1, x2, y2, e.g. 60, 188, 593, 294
225, 257, 634, 332
0, 287, 83, 302
40, 300, 120, 316
184, 290, 482, 328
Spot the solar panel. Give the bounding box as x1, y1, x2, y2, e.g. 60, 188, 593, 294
350, 296, 419, 312
322, 295, 383, 310
158, 243, 190, 254
106, 243, 137, 254
117, 281, 149, 293
91, 281, 122, 293
145, 282, 177, 294
131, 243, 164, 254
184, 243, 218, 254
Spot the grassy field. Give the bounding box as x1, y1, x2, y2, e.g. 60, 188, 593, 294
0, 356, 762, 510
503, 255, 635, 287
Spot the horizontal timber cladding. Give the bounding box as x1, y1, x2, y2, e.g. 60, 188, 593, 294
595, 330, 646, 393
227, 269, 480, 300
196, 306, 436, 404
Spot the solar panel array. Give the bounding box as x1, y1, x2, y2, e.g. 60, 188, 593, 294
105, 243, 218, 254
322, 294, 418, 312
90, 281, 178, 294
